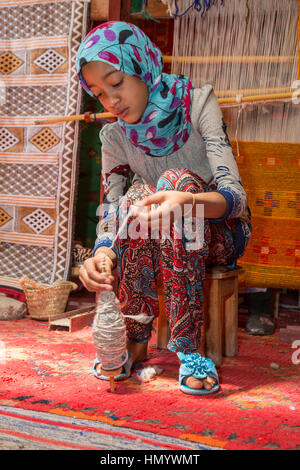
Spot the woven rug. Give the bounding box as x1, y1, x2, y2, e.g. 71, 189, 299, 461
0, 405, 214, 450
234, 141, 300, 290
0, 318, 299, 450
0, 0, 89, 288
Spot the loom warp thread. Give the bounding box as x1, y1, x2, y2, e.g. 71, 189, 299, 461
172, 0, 224, 19
172, 0, 300, 143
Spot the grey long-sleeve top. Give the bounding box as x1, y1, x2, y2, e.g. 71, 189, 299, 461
93, 84, 251, 264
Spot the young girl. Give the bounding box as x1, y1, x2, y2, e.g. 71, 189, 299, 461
76, 21, 251, 395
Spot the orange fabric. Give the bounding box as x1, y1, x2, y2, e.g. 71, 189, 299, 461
233, 141, 300, 289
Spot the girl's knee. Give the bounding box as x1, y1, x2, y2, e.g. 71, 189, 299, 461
157, 168, 207, 193
156, 168, 187, 192
125, 183, 154, 204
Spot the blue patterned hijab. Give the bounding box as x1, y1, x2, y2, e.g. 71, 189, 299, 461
76, 21, 194, 157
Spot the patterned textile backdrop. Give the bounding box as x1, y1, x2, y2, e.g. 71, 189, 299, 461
0, 0, 89, 288
234, 141, 300, 289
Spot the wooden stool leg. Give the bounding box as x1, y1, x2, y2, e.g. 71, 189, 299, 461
271, 288, 280, 319
205, 279, 222, 367
156, 302, 170, 349
224, 276, 238, 357
156, 276, 170, 349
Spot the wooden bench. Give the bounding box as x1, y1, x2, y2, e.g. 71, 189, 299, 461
156, 266, 243, 367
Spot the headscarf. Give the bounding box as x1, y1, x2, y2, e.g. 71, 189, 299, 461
76, 21, 194, 157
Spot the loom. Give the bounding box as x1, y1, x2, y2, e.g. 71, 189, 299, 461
37, 0, 300, 292
168, 0, 300, 290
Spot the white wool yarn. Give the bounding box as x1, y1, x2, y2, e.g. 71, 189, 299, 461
137, 365, 164, 383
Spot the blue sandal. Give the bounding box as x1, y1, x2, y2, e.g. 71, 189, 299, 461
177, 352, 219, 395
93, 352, 133, 381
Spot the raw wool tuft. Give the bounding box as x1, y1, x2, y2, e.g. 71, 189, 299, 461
137, 365, 164, 382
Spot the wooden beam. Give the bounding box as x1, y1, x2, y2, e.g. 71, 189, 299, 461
49, 305, 95, 322
90, 0, 133, 22
164, 55, 296, 64
121, 0, 132, 21
109, 0, 121, 21
48, 306, 96, 332
90, 0, 109, 21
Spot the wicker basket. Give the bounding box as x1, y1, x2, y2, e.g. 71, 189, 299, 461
19, 278, 77, 321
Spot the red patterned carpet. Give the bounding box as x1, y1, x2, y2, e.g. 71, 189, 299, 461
0, 317, 299, 450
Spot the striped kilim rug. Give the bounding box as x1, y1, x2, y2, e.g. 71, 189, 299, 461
0, 405, 217, 450
0, 0, 89, 288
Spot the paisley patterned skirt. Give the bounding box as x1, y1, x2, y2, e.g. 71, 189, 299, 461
114, 168, 237, 354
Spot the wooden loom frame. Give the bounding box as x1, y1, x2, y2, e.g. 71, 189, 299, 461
35, 0, 300, 125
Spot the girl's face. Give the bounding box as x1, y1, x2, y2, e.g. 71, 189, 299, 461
81, 61, 149, 124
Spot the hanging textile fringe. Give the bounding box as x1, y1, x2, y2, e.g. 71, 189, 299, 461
161, 0, 224, 19
171, 0, 300, 142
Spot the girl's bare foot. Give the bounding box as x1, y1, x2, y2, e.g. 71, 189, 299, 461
177, 356, 217, 390
183, 375, 217, 390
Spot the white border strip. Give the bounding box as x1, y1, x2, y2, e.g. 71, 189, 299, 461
0, 231, 55, 246
0, 195, 56, 208
0, 36, 68, 50
0, 153, 59, 164
0, 74, 68, 86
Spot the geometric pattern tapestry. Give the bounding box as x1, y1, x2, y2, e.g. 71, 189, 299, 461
234, 141, 300, 290
0, 0, 89, 288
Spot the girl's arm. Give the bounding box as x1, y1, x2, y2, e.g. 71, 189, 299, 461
92, 125, 131, 257
79, 124, 130, 293
197, 85, 247, 222
192, 191, 226, 219
133, 190, 226, 225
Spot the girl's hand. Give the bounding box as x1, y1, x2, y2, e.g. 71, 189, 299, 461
133, 190, 194, 228
79, 252, 115, 293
